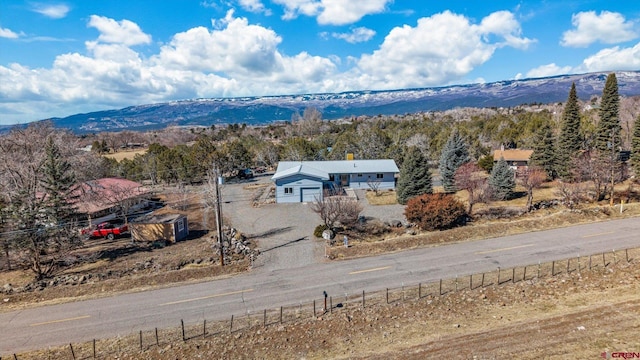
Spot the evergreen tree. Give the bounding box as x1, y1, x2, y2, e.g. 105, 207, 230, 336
556, 83, 582, 178
631, 115, 640, 178
439, 129, 470, 193
489, 157, 515, 200
595, 73, 621, 153
396, 147, 433, 204
41, 136, 81, 245
530, 123, 556, 179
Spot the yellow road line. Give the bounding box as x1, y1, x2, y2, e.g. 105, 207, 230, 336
475, 244, 534, 255
30, 315, 91, 327
582, 231, 615, 238
349, 266, 392, 275
160, 289, 254, 306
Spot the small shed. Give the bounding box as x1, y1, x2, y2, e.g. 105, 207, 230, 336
130, 213, 188, 243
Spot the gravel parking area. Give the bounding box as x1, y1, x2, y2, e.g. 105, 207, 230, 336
222, 179, 406, 272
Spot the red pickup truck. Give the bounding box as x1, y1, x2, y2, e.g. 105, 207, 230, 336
82, 222, 129, 240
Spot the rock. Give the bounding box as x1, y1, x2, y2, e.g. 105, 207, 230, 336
2, 284, 13, 293
405, 229, 417, 235
577, 326, 586, 331
391, 220, 402, 228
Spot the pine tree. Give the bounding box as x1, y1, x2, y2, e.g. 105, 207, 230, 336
595, 73, 621, 153
439, 129, 470, 193
396, 147, 433, 205
556, 83, 582, 179
530, 123, 556, 179
40, 136, 81, 261
631, 115, 640, 178
489, 157, 515, 200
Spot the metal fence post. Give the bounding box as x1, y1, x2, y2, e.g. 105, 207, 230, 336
182, 319, 186, 340
497, 267, 501, 284
229, 315, 234, 333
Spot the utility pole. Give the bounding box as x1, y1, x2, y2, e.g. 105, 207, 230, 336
213, 168, 225, 266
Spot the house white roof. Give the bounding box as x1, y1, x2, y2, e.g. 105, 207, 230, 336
272, 159, 399, 180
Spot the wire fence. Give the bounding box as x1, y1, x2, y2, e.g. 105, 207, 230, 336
7, 246, 639, 359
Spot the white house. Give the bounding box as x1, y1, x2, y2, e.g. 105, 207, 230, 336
272, 159, 399, 203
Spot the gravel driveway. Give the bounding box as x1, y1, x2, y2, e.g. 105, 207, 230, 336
222, 178, 406, 272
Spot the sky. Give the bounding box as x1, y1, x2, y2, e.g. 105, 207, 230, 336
0, 1, 639, 125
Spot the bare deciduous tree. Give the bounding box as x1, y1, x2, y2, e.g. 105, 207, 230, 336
309, 196, 363, 229
366, 179, 382, 196
517, 166, 547, 211
555, 182, 587, 210
454, 162, 490, 213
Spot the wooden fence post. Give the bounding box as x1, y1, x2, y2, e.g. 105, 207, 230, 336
155, 328, 159, 346
523, 266, 527, 281
603, 252, 606, 267
481, 273, 485, 287
203, 320, 207, 339
93, 339, 96, 359
362, 290, 366, 307
386, 288, 389, 304
140, 330, 143, 350
330, 297, 333, 313
512, 268, 515, 283
626, 249, 630, 263
469, 275, 472, 290
497, 267, 501, 284
229, 315, 234, 334
567, 258, 570, 273
263, 309, 267, 327
280, 306, 283, 323
69, 343, 76, 360
439, 279, 442, 295
551, 261, 555, 276
182, 319, 186, 341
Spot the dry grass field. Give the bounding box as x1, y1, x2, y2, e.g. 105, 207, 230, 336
103, 148, 148, 161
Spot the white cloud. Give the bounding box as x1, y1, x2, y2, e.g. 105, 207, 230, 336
332, 27, 376, 43
0, 27, 20, 39
561, 11, 638, 47
88, 15, 152, 46
352, 10, 534, 89
30, 3, 70, 19
273, 0, 391, 25
525, 63, 573, 78
238, 0, 271, 14
575, 42, 640, 72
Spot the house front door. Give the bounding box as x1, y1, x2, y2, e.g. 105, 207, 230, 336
340, 174, 349, 186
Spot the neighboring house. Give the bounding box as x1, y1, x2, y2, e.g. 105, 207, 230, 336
492, 148, 534, 172
272, 159, 399, 203
72, 178, 151, 224
130, 213, 188, 243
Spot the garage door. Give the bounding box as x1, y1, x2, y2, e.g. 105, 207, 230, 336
301, 187, 321, 202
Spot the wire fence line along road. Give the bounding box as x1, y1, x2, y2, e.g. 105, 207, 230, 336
7, 246, 639, 359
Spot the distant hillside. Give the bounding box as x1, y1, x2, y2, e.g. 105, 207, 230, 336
27, 71, 640, 133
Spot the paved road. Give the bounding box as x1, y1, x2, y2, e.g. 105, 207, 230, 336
2, 217, 640, 354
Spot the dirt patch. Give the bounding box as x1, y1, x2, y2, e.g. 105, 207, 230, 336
103, 149, 148, 162
365, 189, 398, 205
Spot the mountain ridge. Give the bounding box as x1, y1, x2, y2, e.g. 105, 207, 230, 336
11, 71, 640, 133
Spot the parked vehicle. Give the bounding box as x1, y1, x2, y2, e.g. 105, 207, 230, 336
82, 222, 129, 240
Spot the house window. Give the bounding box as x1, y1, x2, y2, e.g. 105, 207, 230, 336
376, 173, 384, 179
284, 187, 293, 194
357, 173, 363, 177
329, 174, 335, 181
177, 219, 184, 232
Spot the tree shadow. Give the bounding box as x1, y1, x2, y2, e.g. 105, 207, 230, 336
97, 244, 152, 261
245, 227, 294, 239
261, 236, 308, 253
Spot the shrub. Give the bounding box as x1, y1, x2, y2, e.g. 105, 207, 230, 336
404, 193, 467, 231
314, 224, 329, 238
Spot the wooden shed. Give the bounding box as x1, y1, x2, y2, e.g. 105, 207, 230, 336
130, 213, 188, 243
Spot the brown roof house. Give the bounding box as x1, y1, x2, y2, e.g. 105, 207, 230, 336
492, 146, 534, 173
72, 178, 151, 225
130, 213, 189, 243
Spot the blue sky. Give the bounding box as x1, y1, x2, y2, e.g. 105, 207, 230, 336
1, 1, 639, 125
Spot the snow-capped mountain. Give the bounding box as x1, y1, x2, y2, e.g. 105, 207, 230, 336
40, 71, 640, 133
